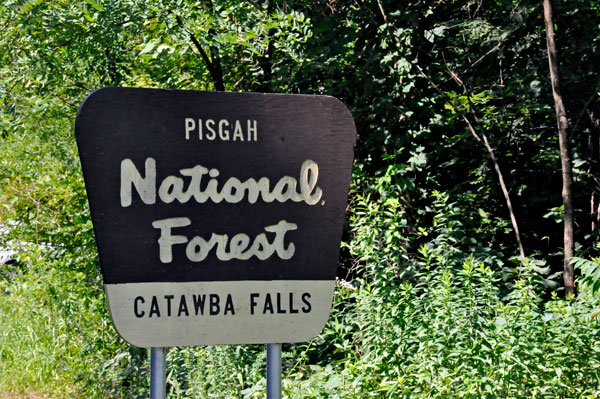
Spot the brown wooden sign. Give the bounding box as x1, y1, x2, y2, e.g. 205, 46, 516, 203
75, 87, 355, 347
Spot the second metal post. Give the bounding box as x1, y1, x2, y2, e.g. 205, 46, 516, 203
266, 343, 282, 399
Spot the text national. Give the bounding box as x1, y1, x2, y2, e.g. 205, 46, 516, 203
120, 158, 323, 207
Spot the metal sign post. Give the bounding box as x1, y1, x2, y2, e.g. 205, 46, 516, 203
266, 343, 282, 399
150, 347, 167, 399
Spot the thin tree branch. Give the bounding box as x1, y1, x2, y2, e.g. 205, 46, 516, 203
188, 33, 213, 73
175, 14, 225, 91
64, 76, 91, 92
465, 41, 502, 72
417, 65, 527, 262
417, 65, 482, 143
377, 0, 387, 22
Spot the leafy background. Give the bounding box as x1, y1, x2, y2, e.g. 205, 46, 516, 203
1, 0, 600, 398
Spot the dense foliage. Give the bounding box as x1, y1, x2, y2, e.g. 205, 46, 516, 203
1, 0, 600, 397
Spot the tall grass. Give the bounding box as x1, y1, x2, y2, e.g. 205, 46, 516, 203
0, 265, 79, 396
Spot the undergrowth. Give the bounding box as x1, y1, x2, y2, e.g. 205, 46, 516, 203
2, 155, 600, 398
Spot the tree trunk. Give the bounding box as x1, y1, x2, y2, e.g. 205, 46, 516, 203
543, 0, 575, 295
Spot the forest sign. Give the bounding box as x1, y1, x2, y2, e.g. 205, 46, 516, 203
75, 87, 356, 347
